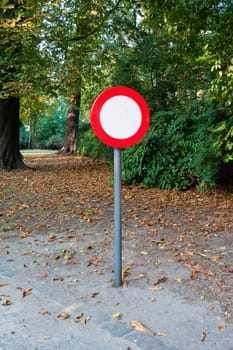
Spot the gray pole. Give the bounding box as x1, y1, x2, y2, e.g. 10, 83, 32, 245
114, 148, 122, 287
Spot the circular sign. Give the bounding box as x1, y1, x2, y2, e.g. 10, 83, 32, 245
90, 86, 150, 148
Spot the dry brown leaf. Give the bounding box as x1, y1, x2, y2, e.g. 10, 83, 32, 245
20, 229, 30, 238
218, 324, 225, 330
48, 234, 56, 242
190, 269, 199, 280
76, 315, 91, 324
22, 288, 32, 298
39, 311, 51, 316
0, 283, 8, 288
90, 292, 99, 298
129, 320, 167, 337
53, 276, 64, 281
22, 251, 32, 256
201, 331, 207, 342
122, 266, 132, 287
211, 255, 221, 262
153, 275, 167, 286
112, 312, 121, 319
190, 269, 213, 280
67, 261, 78, 265
2, 300, 12, 306
149, 286, 164, 291
76, 312, 84, 320
57, 312, 70, 320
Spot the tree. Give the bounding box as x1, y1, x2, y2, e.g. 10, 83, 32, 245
0, 0, 49, 169
0, 97, 25, 169
0, 0, 123, 165
107, 0, 233, 189
59, 94, 80, 154
41, 0, 123, 155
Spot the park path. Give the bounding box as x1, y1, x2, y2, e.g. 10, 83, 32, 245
0, 154, 233, 349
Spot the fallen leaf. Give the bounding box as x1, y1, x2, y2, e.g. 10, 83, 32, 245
140, 251, 148, 255
22, 251, 32, 256
93, 270, 103, 275
201, 331, 207, 342
122, 266, 132, 287
53, 276, 64, 281
48, 234, 56, 242
76, 312, 84, 320
66, 261, 78, 265
190, 269, 214, 280
218, 324, 225, 330
2, 300, 12, 306
211, 255, 221, 262
149, 286, 164, 291
19, 226, 31, 238
90, 292, 99, 298
81, 316, 91, 324
39, 311, 51, 316
22, 288, 32, 298
129, 320, 167, 337
112, 312, 121, 319
75, 315, 91, 324
0, 283, 8, 288
152, 275, 167, 286
57, 312, 70, 320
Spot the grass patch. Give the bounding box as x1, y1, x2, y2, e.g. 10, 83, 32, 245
21, 150, 57, 156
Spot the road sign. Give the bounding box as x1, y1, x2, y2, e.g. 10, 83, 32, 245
90, 86, 150, 287
90, 86, 150, 148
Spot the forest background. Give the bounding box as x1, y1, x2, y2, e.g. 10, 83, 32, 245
1, 0, 233, 191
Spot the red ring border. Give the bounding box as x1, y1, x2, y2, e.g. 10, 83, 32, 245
90, 86, 150, 148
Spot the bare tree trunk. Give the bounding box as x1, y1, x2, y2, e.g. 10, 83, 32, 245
0, 97, 27, 170
59, 93, 81, 155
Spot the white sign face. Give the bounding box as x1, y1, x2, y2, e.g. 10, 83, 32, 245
100, 95, 142, 139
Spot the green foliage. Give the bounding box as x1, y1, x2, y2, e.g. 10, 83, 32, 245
122, 99, 223, 190
35, 109, 66, 149
0, 0, 51, 98
46, 135, 64, 149
78, 124, 112, 160
19, 125, 29, 149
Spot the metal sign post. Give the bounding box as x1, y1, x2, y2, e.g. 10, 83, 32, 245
114, 148, 122, 286
90, 86, 150, 287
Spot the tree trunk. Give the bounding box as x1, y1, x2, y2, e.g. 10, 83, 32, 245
0, 97, 27, 170
60, 93, 81, 155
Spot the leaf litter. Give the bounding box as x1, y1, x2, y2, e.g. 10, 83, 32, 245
0, 154, 233, 327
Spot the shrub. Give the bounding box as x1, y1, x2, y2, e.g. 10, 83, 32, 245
78, 124, 112, 160
46, 135, 64, 149
122, 99, 223, 190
